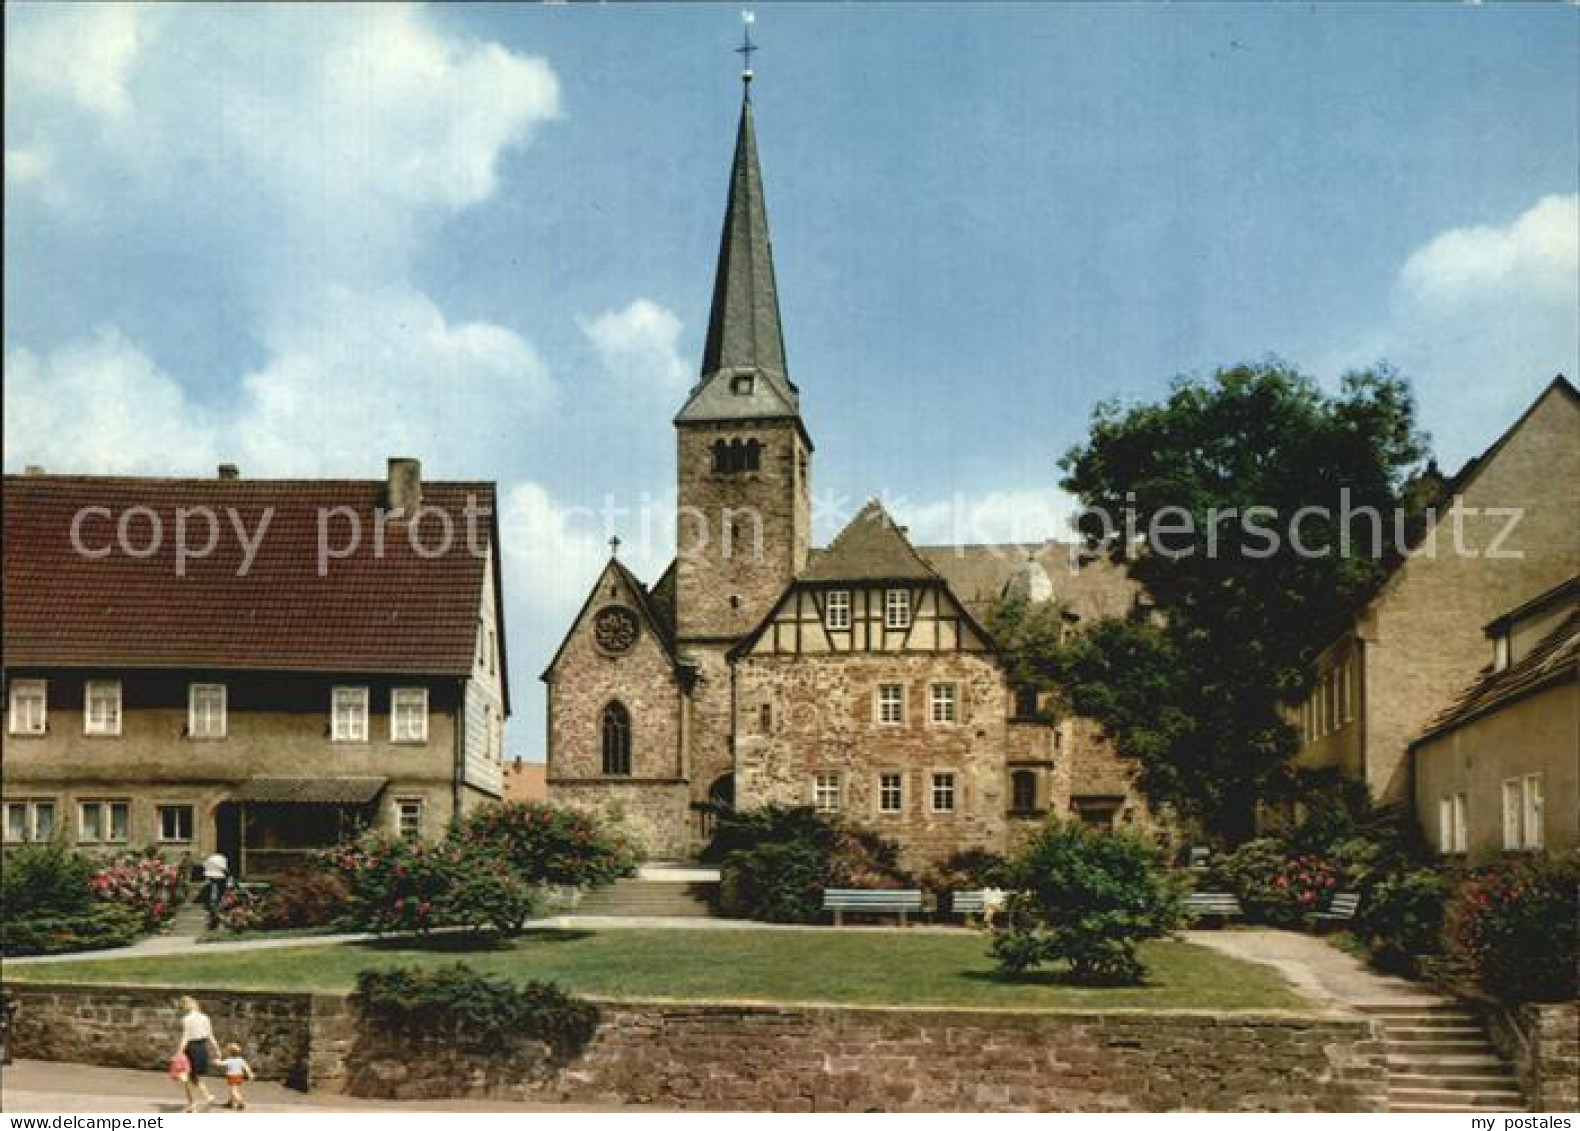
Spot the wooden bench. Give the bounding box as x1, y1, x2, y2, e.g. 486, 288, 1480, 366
951, 890, 987, 918
823, 889, 924, 927
1308, 891, 1360, 931
1184, 891, 1243, 924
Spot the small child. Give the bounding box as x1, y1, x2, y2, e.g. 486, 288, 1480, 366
220, 1043, 254, 1110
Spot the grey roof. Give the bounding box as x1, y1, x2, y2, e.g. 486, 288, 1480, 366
801, 501, 940, 583
676, 90, 801, 427
917, 542, 1139, 623
230, 777, 388, 805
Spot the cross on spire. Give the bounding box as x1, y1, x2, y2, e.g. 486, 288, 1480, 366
608, 534, 622, 559
736, 10, 757, 84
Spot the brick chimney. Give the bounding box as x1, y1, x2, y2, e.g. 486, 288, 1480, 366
386, 457, 422, 513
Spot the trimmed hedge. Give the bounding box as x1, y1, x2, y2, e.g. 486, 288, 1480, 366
357, 964, 599, 1058
1, 903, 144, 957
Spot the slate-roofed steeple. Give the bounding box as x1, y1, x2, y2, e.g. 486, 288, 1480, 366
677, 84, 801, 425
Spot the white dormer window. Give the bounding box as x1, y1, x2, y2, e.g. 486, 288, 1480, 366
189, 684, 227, 739
332, 686, 369, 742
85, 680, 122, 736
8, 679, 47, 735
825, 590, 851, 630
391, 687, 429, 743
1493, 634, 1510, 672
884, 589, 911, 630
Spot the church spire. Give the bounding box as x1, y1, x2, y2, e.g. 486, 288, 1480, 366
696, 85, 792, 396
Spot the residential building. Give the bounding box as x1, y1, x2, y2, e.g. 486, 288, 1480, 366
1, 459, 508, 876
1413, 577, 1578, 858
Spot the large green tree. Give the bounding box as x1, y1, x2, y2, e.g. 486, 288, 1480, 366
1002, 362, 1428, 841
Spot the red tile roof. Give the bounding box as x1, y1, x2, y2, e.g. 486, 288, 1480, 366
3, 474, 501, 681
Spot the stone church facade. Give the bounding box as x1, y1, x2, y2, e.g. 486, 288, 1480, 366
544, 85, 1147, 866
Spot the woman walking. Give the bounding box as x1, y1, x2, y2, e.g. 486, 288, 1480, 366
173, 996, 220, 1112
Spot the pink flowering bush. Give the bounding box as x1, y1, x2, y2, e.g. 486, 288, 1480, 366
1447, 854, 1577, 1002
323, 832, 536, 940
457, 802, 638, 889
90, 851, 187, 931
213, 885, 266, 933
1207, 839, 1339, 927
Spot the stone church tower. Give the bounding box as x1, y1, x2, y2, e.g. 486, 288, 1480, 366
544, 80, 1149, 864
672, 86, 813, 812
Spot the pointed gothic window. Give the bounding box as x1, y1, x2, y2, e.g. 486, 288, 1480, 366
601, 701, 632, 776
712, 439, 731, 473
743, 439, 761, 471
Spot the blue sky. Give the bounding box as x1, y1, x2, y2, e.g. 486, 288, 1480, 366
6, 3, 1577, 760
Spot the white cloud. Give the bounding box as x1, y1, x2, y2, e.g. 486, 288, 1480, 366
4, 330, 219, 475
1322, 194, 1579, 465
580, 299, 689, 395
8, 3, 148, 121
4, 288, 552, 480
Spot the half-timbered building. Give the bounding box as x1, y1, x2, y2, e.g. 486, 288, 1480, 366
543, 82, 1147, 865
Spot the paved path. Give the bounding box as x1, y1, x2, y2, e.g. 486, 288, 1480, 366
1183, 928, 1446, 1010
0, 1060, 645, 1113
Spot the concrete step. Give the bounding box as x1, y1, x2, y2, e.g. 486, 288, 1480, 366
1384, 1027, 1487, 1041
1384, 1039, 1495, 1056
1386, 1057, 1515, 1076
1372, 1013, 1481, 1028
1390, 1073, 1522, 1091
1392, 1104, 1527, 1114
1388, 1088, 1525, 1110
570, 879, 718, 919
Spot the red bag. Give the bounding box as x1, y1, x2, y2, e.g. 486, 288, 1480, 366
168, 1052, 191, 1081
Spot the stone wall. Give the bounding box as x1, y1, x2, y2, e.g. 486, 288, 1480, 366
4, 983, 324, 1089
8, 984, 1386, 1111
1484, 1001, 1579, 1112
549, 779, 692, 861
734, 651, 1011, 869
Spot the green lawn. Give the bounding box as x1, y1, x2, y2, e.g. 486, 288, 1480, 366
3, 929, 1304, 1012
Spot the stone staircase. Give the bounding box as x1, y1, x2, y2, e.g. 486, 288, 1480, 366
1360, 1002, 1526, 1113
169, 901, 209, 937
569, 878, 718, 919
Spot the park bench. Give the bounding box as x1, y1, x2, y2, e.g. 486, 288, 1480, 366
1308, 891, 1360, 932
823, 888, 924, 927
1184, 891, 1243, 925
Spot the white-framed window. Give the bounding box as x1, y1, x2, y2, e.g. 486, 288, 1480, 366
877, 684, 905, 725
813, 773, 841, 814
332, 686, 369, 742
396, 798, 423, 841
1522, 774, 1543, 851
1502, 778, 1522, 851
825, 590, 852, 630
78, 799, 129, 844
884, 589, 911, 630
8, 679, 47, 735
930, 683, 958, 724
157, 804, 194, 843
1439, 793, 1468, 855
189, 683, 227, 739
931, 772, 956, 813
84, 680, 122, 736
391, 687, 429, 743
3, 799, 55, 843
878, 772, 904, 813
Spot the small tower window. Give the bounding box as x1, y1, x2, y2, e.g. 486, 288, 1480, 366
712, 437, 762, 474
601, 701, 632, 776
730, 373, 755, 396
1011, 770, 1038, 814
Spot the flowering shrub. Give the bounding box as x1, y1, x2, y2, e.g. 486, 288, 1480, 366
1355, 868, 1450, 975
213, 885, 266, 933
1207, 839, 1338, 927
457, 802, 638, 889
91, 851, 187, 930
1447, 854, 1578, 1002
323, 833, 537, 939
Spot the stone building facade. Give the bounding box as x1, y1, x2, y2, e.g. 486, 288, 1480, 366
2, 460, 509, 876
1293, 377, 1580, 813
544, 83, 1147, 866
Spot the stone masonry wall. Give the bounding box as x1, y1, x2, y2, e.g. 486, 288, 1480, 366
5, 983, 323, 1089
9, 985, 1386, 1111
549, 780, 692, 861
1484, 1001, 1579, 1112
734, 651, 1012, 869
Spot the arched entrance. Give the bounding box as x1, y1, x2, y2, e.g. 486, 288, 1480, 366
708, 773, 735, 809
